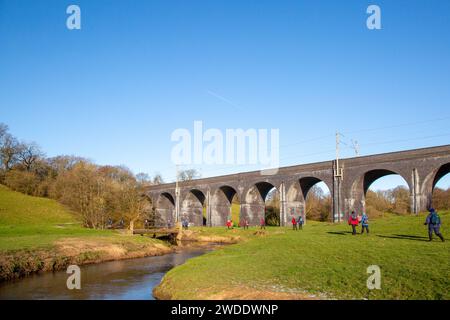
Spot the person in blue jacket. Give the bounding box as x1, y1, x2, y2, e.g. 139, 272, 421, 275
360, 212, 369, 234
425, 208, 445, 242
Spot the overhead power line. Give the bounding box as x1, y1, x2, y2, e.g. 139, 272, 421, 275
341, 115, 450, 135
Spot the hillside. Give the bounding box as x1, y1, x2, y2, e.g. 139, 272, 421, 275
0, 185, 172, 280
0, 184, 116, 251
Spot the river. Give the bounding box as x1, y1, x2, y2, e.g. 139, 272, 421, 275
0, 244, 214, 300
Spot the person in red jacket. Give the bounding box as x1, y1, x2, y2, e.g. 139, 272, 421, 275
260, 217, 266, 230
292, 216, 298, 230
348, 211, 359, 235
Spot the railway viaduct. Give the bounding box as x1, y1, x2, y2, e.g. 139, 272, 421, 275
145, 145, 450, 227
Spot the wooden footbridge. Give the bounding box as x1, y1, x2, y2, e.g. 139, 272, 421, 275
133, 228, 180, 243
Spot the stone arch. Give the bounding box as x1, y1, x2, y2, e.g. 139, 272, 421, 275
286, 177, 333, 223
350, 168, 411, 216
210, 185, 239, 227
431, 163, 450, 191
286, 180, 304, 223
155, 192, 175, 227
242, 181, 278, 226
140, 194, 154, 228
181, 189, 206, 226
421, 162, 450, 210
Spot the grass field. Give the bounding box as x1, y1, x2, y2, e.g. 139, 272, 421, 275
0, 184, 165, 252
0, 185, 105, 251
0, 184, 174, 281
0, 185, 173, 280
156, 212, 450, 300
2, 184, 449, 299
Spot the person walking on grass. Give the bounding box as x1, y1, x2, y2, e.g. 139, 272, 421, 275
244, 218, 250, 230
260, 217, 266, 230
425, 208, 445, 242
298, 215, 304, 230
360, 212, 369, 235
348, 211, 359, 235
292, 216, 298, 230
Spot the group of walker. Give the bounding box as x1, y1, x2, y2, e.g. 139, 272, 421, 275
225, 215, 305, 230
346, 208, 444, 242
348, 211, 370, 235
291, 215, 304, 230
221, 208, 445, 242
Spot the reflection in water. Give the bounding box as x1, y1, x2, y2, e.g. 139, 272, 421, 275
0, 244, 215, 300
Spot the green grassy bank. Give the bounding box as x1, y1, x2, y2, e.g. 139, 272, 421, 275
0, 185, 172, 281
155, 213, 450, 300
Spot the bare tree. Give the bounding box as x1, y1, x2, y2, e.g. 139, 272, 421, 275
136, 172, 151, 185
0, 123, 8, 140
178, 169, 200, 181
116, 181, 148, 233
47, 155, 87, 174
17, 142, 45, 171
0, 133, 20, 171
52, 161, 109, 229
305, 186, 331, 221
432, 188, 450, 210
152, 173, 164, 185
98, 165, 134, 183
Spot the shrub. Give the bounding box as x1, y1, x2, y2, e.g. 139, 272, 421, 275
4, 170, 40, 196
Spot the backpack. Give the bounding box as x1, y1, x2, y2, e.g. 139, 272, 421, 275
431, 212, 441, 225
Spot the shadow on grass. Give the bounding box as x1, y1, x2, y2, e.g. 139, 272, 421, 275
376, 234, 429, 242
326, 232, 430, 242
327, 231, 353, 236
394, 234, 429, 239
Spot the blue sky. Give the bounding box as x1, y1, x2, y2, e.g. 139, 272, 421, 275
1, 0, 449, 190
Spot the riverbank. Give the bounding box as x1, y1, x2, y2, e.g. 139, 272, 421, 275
0, 185, 177, 281
0, 185, 246, 282
0, 236, 174, 281
154, 213, 450, 300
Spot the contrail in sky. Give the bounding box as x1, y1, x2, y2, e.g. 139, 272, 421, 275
206, 90, 240, 110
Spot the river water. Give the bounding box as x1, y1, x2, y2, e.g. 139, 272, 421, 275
0, 244, 213, 300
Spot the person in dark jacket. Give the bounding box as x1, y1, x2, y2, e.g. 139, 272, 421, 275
348, 211, 359, 235
360, 212, 369, 234
183, 218, 189, 230
244, 218, 249, 230
298, 216, 304, 230
425, 208, 445, 242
